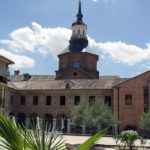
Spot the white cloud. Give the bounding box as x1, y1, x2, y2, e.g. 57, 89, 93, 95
1, 22, 71, 56
0, 49, 35, 69
1, 27, 36, 52
92, 0, 99, 2
92, 0, 116, 4
1, 22, 150, 68
87, 39, 150, 65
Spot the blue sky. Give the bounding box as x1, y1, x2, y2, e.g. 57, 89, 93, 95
0, 0, 150, 77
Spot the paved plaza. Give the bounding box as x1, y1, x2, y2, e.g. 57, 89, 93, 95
63, 135, 150, 149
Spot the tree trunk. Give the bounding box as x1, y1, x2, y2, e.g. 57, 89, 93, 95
129, 145, 133, 150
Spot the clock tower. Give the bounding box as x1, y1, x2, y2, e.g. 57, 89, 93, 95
56, 0, 99, 79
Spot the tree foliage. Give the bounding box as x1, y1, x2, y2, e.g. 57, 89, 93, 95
139, 111, 150, 132
116, 130, 140, 150
71, 103, 116, 131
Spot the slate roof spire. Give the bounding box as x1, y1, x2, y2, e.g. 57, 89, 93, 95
77, 0, 83, 22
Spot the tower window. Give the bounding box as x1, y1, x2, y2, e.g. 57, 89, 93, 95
74, 96, 80, 105
33, 96, 38, 105
72, 62, 80, 69
125, 94, 132, 106
60, 96, 66, 106
89, 96, 95, 105
46, 96, 51, 105
20, 96, 26, 105
83, 30, 85, 36
77, 29, 80, 34
104, 96, 112, 107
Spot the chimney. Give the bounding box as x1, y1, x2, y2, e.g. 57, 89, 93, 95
14, 70, 20, 76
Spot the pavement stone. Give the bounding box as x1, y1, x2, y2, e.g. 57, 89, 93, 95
63, 135, 150, 149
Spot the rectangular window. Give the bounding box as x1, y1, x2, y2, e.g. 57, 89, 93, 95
33, 96, 38, 105
125, 94, 132, 105
74, 96, 80, 105
104, 96, 112, 107
144, 86, 149, 112
60, 96, 66, 106
89, 96, 95, 105
46, 96, 51, 105
20, 96, 26, 105
10, 95, 14, 105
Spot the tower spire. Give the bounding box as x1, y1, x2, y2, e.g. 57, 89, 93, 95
69, 0, 88, 52
77, 0, 83, 22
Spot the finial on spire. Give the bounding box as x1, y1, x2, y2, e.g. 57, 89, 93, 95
77, 0, 83, 21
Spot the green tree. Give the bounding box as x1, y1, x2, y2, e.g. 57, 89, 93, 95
71, 103, 116, 132
140, 110, 150, 132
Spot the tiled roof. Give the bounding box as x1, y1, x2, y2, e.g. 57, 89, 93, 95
0, 55, 14, 64
8, 75, 126, 90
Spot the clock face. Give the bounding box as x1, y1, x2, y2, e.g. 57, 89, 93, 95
72, 62, 80, 69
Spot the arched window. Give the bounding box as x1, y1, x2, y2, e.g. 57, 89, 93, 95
45, 114, 53, 130
56, 114, 68, 132
30, 113, 38, 127
17, 113, 26, 126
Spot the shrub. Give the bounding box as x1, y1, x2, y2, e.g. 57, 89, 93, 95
116, 130, 140, 150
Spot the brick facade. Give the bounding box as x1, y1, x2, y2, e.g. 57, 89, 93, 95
6, 71, 150, 132
1, 64, 150, 132
6, 88, 112, 132
113, 71, 150, 130
56, 52, 99, 79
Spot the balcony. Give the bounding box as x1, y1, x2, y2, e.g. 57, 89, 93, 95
0, 68, 10, 76
0, 69, 10, 83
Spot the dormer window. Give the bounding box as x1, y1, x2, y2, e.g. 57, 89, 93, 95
65, 83, 70, 89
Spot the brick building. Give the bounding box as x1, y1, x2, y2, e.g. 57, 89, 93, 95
0, 1, 149, 132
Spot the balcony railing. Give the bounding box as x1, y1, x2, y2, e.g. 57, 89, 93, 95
0, 69, 10, 77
